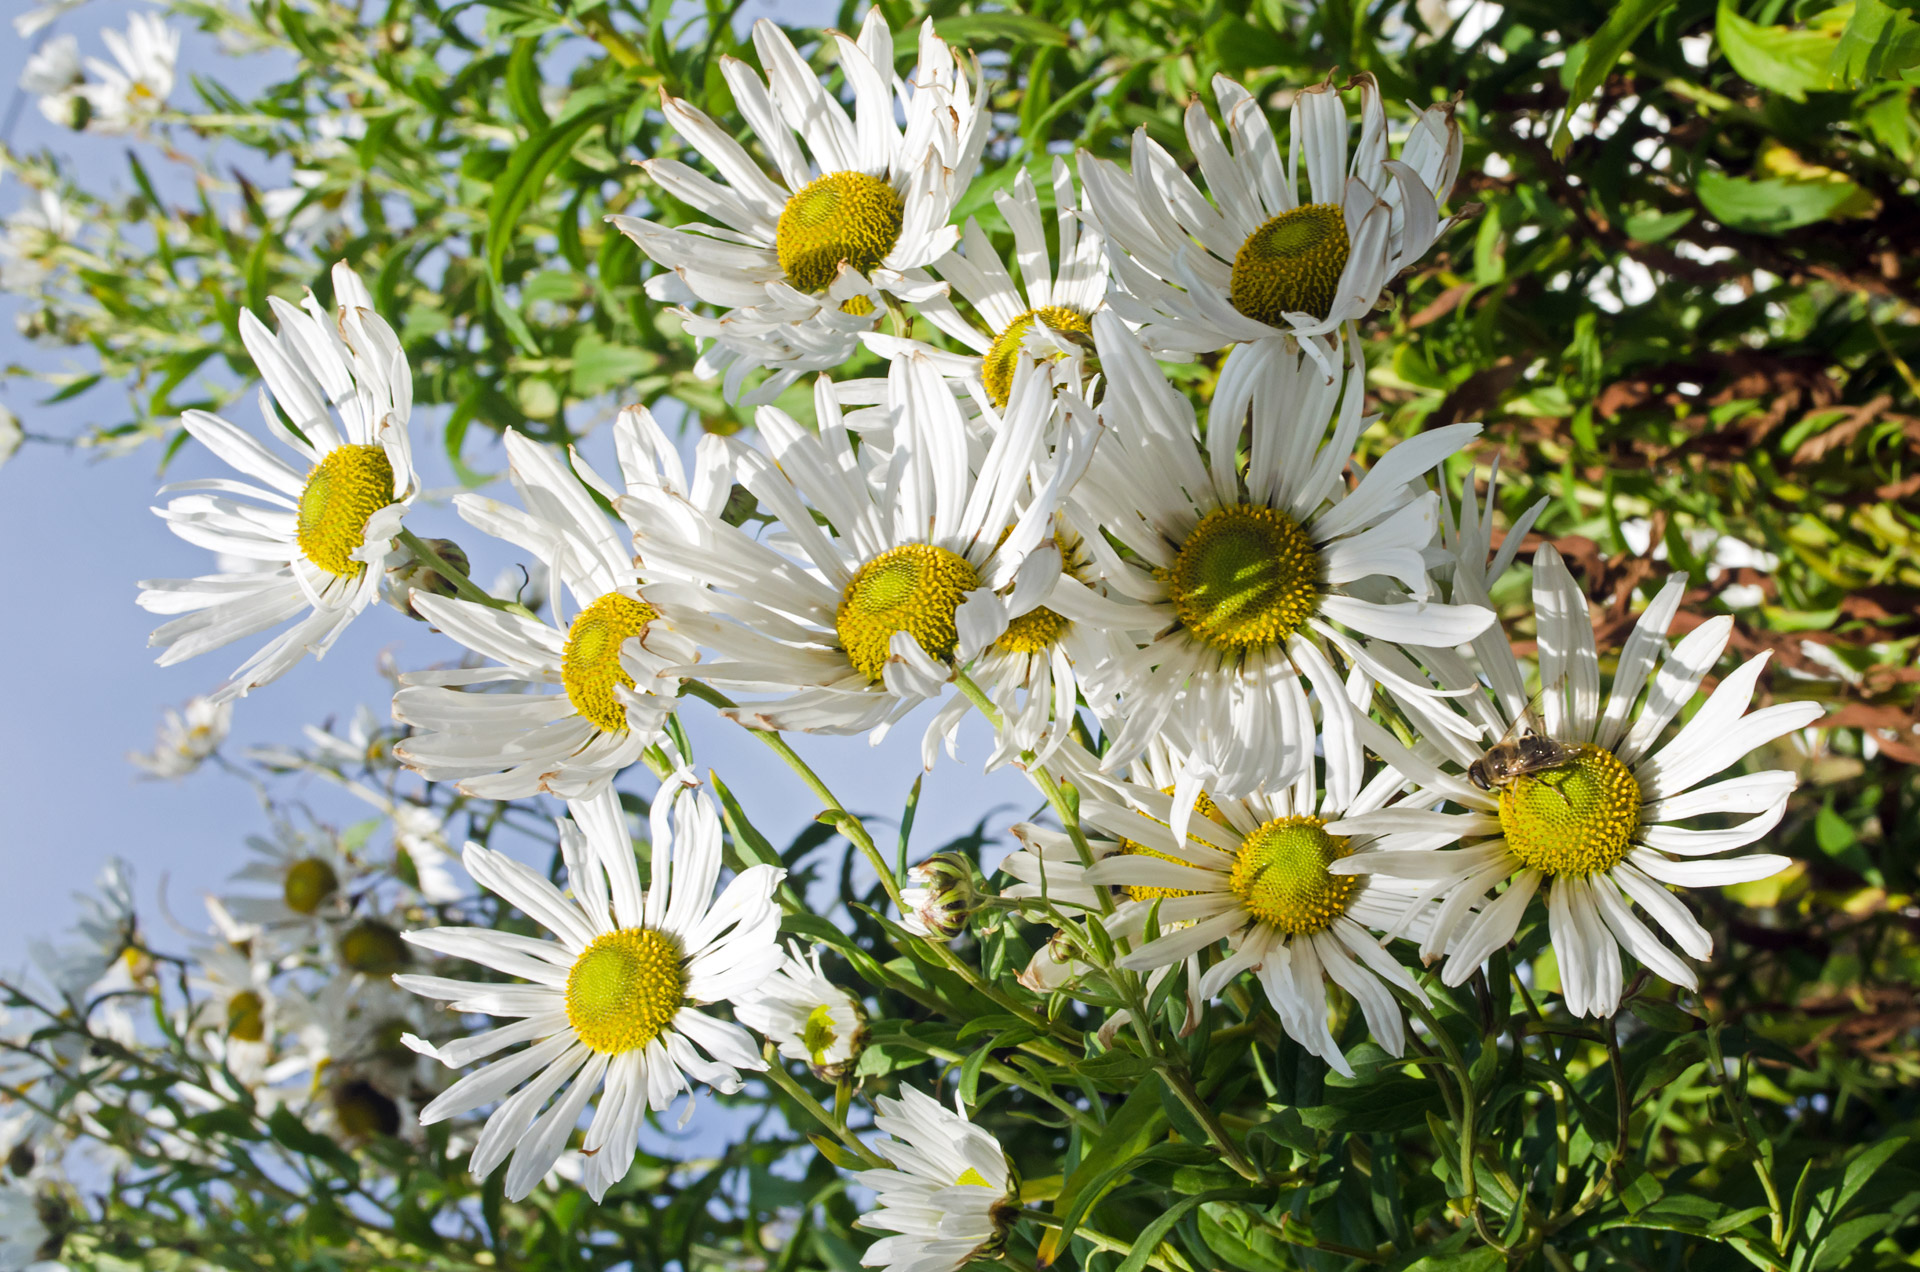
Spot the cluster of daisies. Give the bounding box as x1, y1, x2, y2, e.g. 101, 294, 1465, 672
132, 15, 1821, 1271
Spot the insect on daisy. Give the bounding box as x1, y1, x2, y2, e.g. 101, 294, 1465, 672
1080, 750, 1433, 1075
855, 1086, 1018, 1272
1081, 72, 1460, 389
397, 780, 785, 1201
392, 410, 699, 800
609, 13, 986, 403
1331, 544, 1825, 1018
619, 352, 1090, 751
137, 261, 416, 702
1064, 310, 1491, 809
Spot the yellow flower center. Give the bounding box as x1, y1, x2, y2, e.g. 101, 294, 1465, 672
1120, 789, 1229, 904
776, 171, 904, 294
565, 927, 688, 1055
1229, 203, 1351, 327
1164, 504, 1321, 651
296, 444, 396, 577
226, 989, 266, 1042
1229, 816, 1357, 935
339, 920, 411, 975
1498, 744, 1641, 877
283, 857, 340, 915
802, 1003, 839, 1065
561, 593, 660, 734
836, 544, 980, 683
993, 605, 1070, 656
982, 305, 1093, 408
957, 1167, 994, 1188
840, 294, 876, 316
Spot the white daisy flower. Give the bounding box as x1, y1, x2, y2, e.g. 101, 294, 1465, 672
0, 1181, 56, 1271
855, 1086, 1016, 1272
0, 190, 79, 292
1331, 544, 1825, 1018
129, 694, 231, 780
20, 34, 81, 110
396, 781, 785, 1201
608, 13, 986, 403
137, 261, 417, 702
14, 0, 83, 38
31, 858, 139, 1000
733, 944, 866, 1077
1077, 750, 1431, 1075
0, 406, 20, 471
221, 820, 357, 949
393, 412, 698, 800
80, 11, 177, 133
878, 159, 1108, 409
620, 352, 1089, 747
1080, 72, 1462, 381
1066, 310, 1491, 807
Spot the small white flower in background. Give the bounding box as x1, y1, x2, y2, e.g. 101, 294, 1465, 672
0, 406, 21, 472
13, 0, 84, 38
19, 33, 81, 109
80, 11, 177, 134
856, 1086, 1016, 1272
129, 694, 232, 780
0, 1180, 57, 1271
31, 858, 139, 1000
220, 821, 356, 950
1081, 72, 1462, 381
609, 12, 987, 403
1334, 545, 1826, 1018
397, 780, 785, 1201
0, 190, 80, 293
734, 944, 866, 1077
393, 410, 698, 801
137, 261, 417, 702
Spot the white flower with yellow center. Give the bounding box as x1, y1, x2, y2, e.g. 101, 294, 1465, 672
137, 261, 415, 702
1331, 544, 1825, 1018
129, 694, 232, 780
1080, 754, 1432, 1075
1080, 73, 1460, 384
0, 190, 79, 293
856, 1086, 1016, 1272
1065, 311, 1491, 805
221, 821, 357, 951
396, 781, 785, 1201
620, 353, 1087, 743
873, 159, 1107, 409
393, 412, 699, 800
733, 944, 866, 1077
80, 11, 178, 134
609, 13, 986, 404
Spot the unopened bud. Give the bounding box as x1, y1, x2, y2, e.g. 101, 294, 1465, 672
386, 538, 470, 620
900, 853, 979, 942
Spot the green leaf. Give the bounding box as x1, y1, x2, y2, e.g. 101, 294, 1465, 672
1115, 1190, 1257, 1272
932, 14, 1069, 48
1829, 0, 1920, 84
266, 1106, 359, 1182
1553, 0, 1679, 156
1625, 208, 1695, 241
1717, 0, 1841, 100
570, 331, 651, 398
1297, 1076, 1447, 1134
1195, 1201, 1293, 1272
1695, 169, 1866, 233
1044, 1073, 1170, 1261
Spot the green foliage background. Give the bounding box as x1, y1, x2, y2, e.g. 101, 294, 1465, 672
5, 1, 1920, 1270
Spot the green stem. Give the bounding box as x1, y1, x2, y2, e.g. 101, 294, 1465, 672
761, 1045, 882, 1168
395, 528, 535, 618
1160, 1064, 1263, 1184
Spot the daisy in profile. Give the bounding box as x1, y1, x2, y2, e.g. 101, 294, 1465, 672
1080, 751, 1431, 1075
1061, 311, 1490, 808
1331, 544, 1825, 1018
129, 694, 232, 780
1080, 73, 1461, 383
734, 945, 867, 1078
856, 1086, 1016, 1272
872, 159, 1108, 409
81, 11, 178, 133
609, 12, 986, 403
397, 780, 784, 1201
620, 353, 1089, 748
393, 410, 698, 800
137, 261, 415, 701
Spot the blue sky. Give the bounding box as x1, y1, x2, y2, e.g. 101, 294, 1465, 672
0, 0, 1035, 973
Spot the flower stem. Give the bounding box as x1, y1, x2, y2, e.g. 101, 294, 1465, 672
761, 1044, 883, 1168
394, 527, 536, 618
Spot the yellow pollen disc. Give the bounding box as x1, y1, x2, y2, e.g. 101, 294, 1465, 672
296, 444, 396, 577
1229, 815, 1358, 935
777, 171, 904, 294
1498, 744, 1641, 877
802, 1003, 838, 1064
561, 592, 660, 735
1120, 789, 1229, 903
1164, 504, 1322, 651
839, 294, 876, 316
565, 927, 688, 1055
283, 857, 340, 915
957, 1167, 993, 1188
339, 920, 411, 975
836, 544, 981, 683
226, 990, 266, 1042
994, 605, 1070, 656
1230, 203, 1351, 327
982, 305, 1093, 408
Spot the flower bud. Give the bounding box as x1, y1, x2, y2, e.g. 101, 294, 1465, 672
385, 538, 470, 620
900, 853, 979, 941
